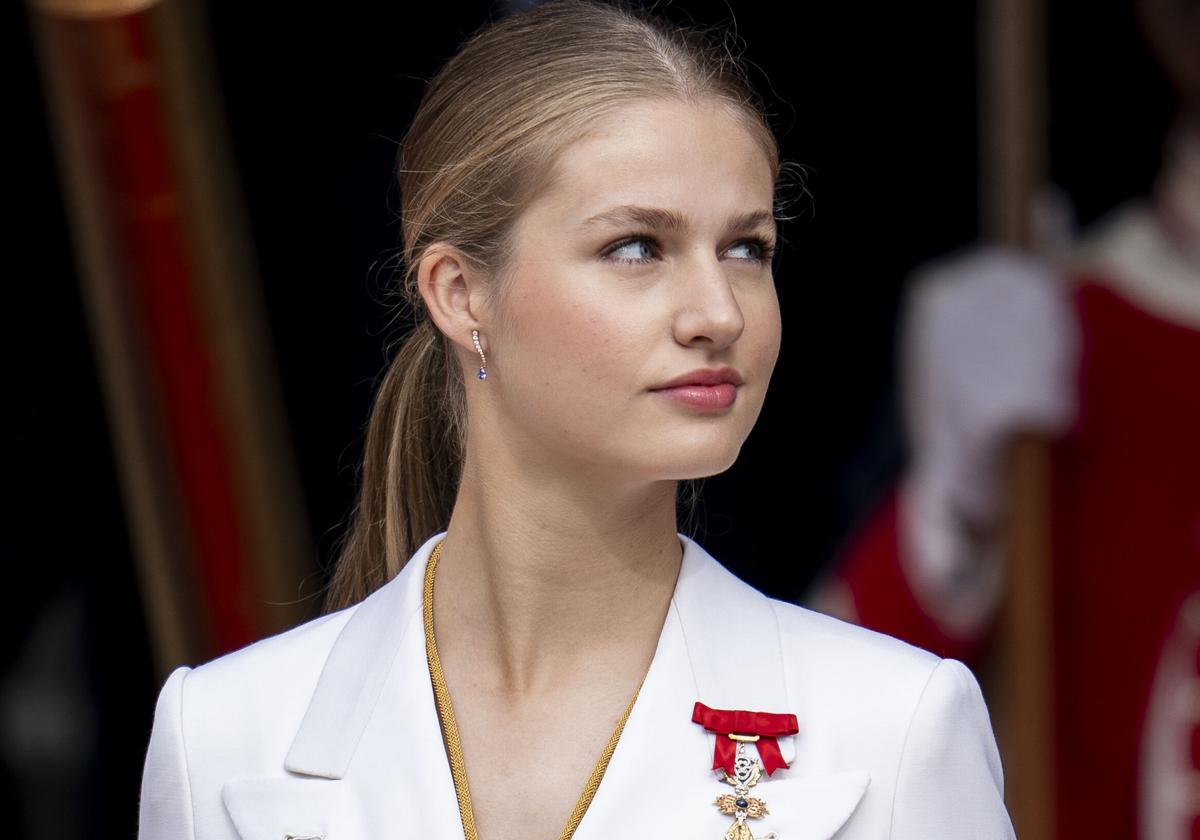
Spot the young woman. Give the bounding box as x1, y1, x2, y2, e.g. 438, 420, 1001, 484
138, 2, 1016, 838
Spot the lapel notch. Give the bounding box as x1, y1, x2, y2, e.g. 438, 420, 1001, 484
221, 776, 367, 840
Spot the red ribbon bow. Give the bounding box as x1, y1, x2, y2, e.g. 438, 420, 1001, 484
691, 701, 799, 777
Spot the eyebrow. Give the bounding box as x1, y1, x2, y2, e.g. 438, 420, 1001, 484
580, 204, 777, 236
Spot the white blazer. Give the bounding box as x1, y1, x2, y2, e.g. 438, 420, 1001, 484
138, 530, 1017, 839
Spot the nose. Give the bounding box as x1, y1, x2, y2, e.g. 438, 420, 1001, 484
671, 250, 746, 350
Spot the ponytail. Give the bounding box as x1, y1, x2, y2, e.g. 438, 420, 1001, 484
321, 319, 466, 613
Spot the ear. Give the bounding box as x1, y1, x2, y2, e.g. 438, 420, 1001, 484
417, 242, 490, 357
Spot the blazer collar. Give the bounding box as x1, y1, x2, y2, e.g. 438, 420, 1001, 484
223, 530, 869, 839
284, 530, 798, 778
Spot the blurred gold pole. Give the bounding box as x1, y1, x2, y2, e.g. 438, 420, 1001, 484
981, 0, 1046, 246
978, 0, 1056, 838
29, 0, 317, 679
28, 0, 210, 674
997, 433, 1056, 840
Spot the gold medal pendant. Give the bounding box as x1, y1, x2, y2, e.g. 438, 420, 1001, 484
712, 736, 777, 840
691, 701, 796, 840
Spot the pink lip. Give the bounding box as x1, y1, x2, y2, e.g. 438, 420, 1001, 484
652, 383, 738, 410
651, 366, 744, 390
650, 367, 742, 410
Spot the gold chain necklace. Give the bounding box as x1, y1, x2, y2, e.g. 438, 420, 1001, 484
423, 538, 645, 840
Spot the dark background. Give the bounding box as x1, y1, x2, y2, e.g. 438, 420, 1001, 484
4, 0, 1175, 836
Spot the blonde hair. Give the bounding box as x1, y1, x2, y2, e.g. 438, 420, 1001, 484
322, 0, 797, 613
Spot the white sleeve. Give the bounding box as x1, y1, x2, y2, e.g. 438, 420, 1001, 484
890, 657, 1016, 839
138, 665, 197, 840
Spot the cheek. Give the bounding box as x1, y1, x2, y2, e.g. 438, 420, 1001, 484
501, 271, 645, 399
767, 296, 783, 358
743, 286, 783, 371
497, 282, 653, 463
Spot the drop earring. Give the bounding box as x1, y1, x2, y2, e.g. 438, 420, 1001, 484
472, 329, 488, 380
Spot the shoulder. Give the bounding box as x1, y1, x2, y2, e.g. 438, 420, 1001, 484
765, 594, 1003, 793
189, 601, 358, 689
768, 594, 941, 680
682, 534, 948, 719
766, 595, 952, 744
157, 603, 362, 774
767, 599, 1012, 836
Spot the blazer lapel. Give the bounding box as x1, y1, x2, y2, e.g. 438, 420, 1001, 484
222, 531, 870, 840
220, 777, 367, 840
570, 533, 870, 840
223, 531, 456, 840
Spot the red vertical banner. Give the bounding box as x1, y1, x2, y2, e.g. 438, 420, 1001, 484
30, 0, 315, 674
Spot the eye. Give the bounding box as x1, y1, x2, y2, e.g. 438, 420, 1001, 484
729, 236, 777, 265
601, 235, 658, 265
599, 233, 777, 266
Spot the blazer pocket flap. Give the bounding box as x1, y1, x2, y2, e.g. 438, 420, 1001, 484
758, 769, 871, 840
221, 776, 362, 840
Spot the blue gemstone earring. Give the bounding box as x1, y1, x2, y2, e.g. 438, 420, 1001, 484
472, 329, 488, 380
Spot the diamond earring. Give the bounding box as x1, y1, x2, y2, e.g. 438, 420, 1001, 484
472, 330, 488, 380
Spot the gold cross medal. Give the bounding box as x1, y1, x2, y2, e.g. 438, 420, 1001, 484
713, 734, 774, 840
692, 701, 798, 840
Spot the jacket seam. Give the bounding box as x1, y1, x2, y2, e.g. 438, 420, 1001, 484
886, 657, 944, 840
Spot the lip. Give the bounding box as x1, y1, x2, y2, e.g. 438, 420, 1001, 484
651, 383, 738, 410
649, 366, 744, 390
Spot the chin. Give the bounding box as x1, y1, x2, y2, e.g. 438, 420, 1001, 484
661, 446, 743, 480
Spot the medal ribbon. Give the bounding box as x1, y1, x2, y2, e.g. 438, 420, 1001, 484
691, 701, 798, 776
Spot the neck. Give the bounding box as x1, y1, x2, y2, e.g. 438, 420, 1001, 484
430, 445, 685, 700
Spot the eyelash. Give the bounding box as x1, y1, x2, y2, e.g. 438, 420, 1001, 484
601, 233, 777, 266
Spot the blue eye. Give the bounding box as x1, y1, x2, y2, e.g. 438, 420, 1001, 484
729, 241, 763, 261
600, 233, 777, 266
733, 236, 776, 265
603, 236, 657, 265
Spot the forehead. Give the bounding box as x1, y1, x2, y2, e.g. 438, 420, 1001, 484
526, 98, 775, 227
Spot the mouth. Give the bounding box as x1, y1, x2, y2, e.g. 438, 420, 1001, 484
649, 366, 744, 390
649, 367, 742, 410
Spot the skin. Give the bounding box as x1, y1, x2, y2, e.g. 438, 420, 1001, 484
416, 96, 781, 840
